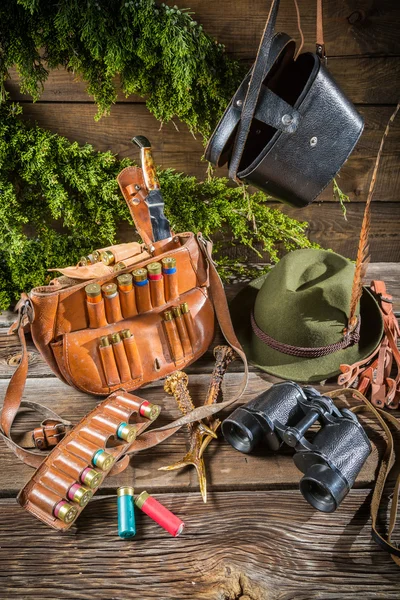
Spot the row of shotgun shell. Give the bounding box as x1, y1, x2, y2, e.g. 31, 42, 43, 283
99, 328, 142, 386
29, 400, 160, 525
118, 487, 184, 539
81, 248, 125, 268
85, 257, 179, 328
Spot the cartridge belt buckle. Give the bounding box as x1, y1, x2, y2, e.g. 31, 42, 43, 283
33, 420, 68, 450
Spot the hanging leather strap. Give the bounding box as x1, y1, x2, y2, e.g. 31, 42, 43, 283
228, 0, 280, 183
0, 235, 248, 466
228, 0, 325, 183
327, 388, 400, 565
316, 0, 325, 58
339, 281, 400, 409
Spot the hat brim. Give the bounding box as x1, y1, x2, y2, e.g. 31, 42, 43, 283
230, 273, 383, 383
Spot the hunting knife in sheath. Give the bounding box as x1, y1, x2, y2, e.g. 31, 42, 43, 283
132, 136, 172, 242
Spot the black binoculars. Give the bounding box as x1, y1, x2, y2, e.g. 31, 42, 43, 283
222, 381, 371, 512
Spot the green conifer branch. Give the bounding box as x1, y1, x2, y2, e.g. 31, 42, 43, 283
0, 102, 316, 310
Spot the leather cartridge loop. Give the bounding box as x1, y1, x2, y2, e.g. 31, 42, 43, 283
327, 388, 400, 565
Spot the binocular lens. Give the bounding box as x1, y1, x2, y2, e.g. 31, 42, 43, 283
300, 464, 349, 513
222, 408, 265, 454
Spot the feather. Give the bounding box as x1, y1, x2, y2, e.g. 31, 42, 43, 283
347, 101, 400, 331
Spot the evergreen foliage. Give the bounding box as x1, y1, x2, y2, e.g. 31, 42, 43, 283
0, 102, 315, 311
1, 0, 244, 138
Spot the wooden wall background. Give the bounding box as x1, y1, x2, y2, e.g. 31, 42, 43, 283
6, 0, 400, 262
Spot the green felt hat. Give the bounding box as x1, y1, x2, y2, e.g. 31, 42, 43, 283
230, 248, 383, 383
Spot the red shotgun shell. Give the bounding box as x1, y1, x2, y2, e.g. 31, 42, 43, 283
135, 491, 184, 537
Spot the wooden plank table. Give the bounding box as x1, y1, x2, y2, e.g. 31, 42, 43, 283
0, 263, 399, 598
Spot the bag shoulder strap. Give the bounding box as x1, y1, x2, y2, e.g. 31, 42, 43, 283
328, 388, 400, 565
229, 0, 325, 182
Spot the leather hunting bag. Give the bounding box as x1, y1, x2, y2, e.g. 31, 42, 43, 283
205, 0, 364, 208
1, 165, 248, 467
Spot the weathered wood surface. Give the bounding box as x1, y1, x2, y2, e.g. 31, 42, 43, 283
7, 56, 400, 105
0, 266, 399, 596
0, 374, 387, 494
13, 103, 400, 203
1, 490, 399, 599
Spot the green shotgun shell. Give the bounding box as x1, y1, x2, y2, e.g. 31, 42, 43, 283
92, 449, 115, 471
117, 486, 136, 538
116, 422, 137, 444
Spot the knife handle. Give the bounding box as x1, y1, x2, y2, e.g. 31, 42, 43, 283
141, 147, 160, 191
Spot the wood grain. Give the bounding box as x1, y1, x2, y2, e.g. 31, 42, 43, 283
0, 490, 399, 599
0, 370, 393, 494
181, 0, 400, 59
115, 202, 400, 262
7, 56, 400, 105
13, 103, 400, 204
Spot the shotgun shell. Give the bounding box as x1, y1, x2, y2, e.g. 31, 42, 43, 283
85, 283, 102, 303
132, 268, 148, 285
67, 483, 93, 507
117, 486, 136, 539
161, 257, 177, 274
92, 449, 115, 471
147, 262, 162, 279
180, 302, 189, 314
92, 250, 102, 262
101, 250, 115, 266
53, 500, 78, 524
114, 261, 127, 272
102, 282, 118, 298
110, 332, 121, 345
172, 306, 182, 318
120, 328, 132, 340
116, 422, 137, 444
117, 273, 133, 292
81, 467, 102, 489
99, 335, 110, 348
139, 400, 161, 420
163, 310, 174, 321
135, 491, 184, 537
80, 254, 96, 266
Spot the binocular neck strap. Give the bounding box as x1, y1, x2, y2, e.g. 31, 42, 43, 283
328, 388, 400, 566
228, 0, 325, 183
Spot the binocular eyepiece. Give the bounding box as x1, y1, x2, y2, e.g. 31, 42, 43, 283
222, 382, 371, 513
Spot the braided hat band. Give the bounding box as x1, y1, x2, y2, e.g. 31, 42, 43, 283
250, 311, 361, 359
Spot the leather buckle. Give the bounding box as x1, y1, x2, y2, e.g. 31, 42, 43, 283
33, 421, 66, 450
